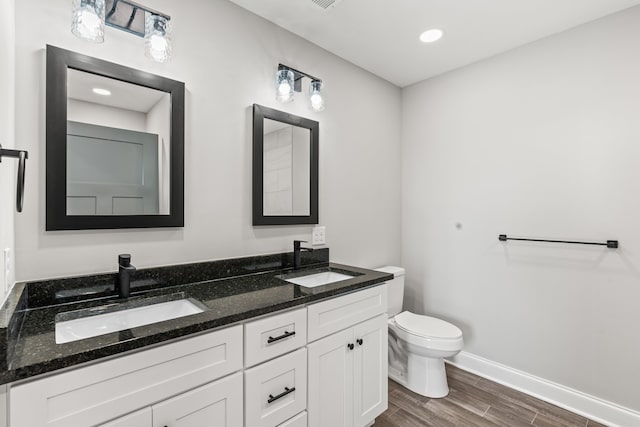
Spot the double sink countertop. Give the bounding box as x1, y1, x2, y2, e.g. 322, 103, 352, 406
0, 248, 392, 385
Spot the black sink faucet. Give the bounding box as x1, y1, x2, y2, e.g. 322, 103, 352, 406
117, 254, 136, 299
293, 240, 314, 270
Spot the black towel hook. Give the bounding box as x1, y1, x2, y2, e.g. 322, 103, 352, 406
0, 143, 29, 213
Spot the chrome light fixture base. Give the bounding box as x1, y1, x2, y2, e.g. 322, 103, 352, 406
104, 0, 169, 37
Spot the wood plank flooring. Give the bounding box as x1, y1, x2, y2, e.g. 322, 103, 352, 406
374, 364, 609, 427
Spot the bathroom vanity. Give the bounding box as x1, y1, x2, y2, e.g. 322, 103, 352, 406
0, 250, 390, 427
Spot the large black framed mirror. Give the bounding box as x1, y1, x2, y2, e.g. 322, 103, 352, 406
253, 104, 318, 225
46, 45, 184, 230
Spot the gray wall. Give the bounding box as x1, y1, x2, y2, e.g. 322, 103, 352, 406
401, 6, 640, 411
14, 0, 402, 280
0, 0, 15, 302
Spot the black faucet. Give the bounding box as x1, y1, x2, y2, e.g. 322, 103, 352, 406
293, 240, 314, 270
117, 254, 136, 299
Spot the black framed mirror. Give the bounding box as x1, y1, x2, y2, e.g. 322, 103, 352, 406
46, 45, 184, 230
253, 104, 318, 225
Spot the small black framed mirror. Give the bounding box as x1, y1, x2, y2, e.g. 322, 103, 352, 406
252, 104, 318, 225
46, 45, 185, 230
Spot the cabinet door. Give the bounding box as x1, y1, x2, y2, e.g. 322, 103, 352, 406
307, 328, 353, 427
99, 408, 152, 427
152, 372, 243, 427
353, 314, 388, 426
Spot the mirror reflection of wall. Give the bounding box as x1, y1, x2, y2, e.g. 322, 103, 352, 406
262, 119, 311, 216
66, 69, 171, 215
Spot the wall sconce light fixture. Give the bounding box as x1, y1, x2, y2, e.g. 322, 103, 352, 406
71, 0, 172, 63
276, 64, 325, 112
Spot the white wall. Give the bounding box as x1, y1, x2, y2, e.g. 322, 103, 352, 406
0, 0, 16, 301
291, 126, 311, 216
402, 5, 640, 413
0, 384, 5, 427
67, 99, 147, 131
146, 95, 171, 214
13, 0, 401, 280
263, 126, 294, 215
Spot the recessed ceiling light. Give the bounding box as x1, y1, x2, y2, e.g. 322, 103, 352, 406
419, 29, 444, 43
92, 88, 111, 96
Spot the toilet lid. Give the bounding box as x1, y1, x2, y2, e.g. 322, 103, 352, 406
394, 311, 462, 339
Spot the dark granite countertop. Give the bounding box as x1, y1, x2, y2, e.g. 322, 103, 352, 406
0, 249, 392, 385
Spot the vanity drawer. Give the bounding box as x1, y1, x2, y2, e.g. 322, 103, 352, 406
307, 284, 387, 342
278, 411, 307, 427
245, 307, 307, 367
245, 348, 307, 427
10, 325, 243, 427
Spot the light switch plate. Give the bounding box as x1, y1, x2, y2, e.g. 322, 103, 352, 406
311, 226, 326, 245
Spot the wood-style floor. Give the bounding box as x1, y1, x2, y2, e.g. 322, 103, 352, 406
374, 364, 608, 427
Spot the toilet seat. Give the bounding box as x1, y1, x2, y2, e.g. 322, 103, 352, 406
394, 311, 462, 340
389, 311, 464, 353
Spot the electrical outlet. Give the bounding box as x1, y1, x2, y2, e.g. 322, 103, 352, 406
311, 226, 326, 245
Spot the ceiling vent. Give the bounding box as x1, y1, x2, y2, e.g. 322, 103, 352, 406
311, 0, 344, 10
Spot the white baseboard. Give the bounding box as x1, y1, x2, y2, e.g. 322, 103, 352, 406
448, 351, 640, 427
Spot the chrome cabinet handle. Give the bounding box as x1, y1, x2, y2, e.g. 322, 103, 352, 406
267, 330, 295, 344
268, 386, 296, 404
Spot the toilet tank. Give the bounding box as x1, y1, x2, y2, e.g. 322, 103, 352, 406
374, 266, 405, 317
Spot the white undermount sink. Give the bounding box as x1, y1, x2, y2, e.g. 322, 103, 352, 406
284, 271, 355, 288
55, 299, 204, 344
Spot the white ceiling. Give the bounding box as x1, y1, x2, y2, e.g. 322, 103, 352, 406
228, 0, 640, 87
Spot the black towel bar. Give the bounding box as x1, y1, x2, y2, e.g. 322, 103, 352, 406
499, 234, 618, 249
0, 144, 29, 213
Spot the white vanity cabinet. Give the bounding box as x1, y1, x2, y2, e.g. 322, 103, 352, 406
6, 283, 389, 427
9, 325, 243, 427
306, 285, 388, 427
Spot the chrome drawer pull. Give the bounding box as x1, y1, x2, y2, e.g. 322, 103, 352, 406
267, 330, 295, 344
268, 386, 296, 404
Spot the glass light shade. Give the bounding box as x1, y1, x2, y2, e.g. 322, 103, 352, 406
275, 69, 295, 103
71, 0, 105, 43
309, 80, 325, 112
145, 14, 172, 63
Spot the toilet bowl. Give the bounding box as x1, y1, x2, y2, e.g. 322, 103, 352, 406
376, 266, 464, 398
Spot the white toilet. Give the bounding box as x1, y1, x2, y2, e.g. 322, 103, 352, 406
376, 266, 464, 398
